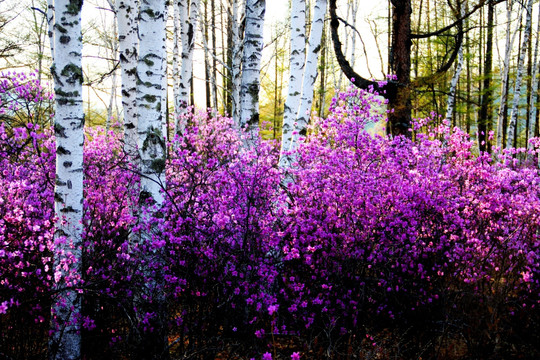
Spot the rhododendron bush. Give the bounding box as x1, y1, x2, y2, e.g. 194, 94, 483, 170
0, 74, 539, 359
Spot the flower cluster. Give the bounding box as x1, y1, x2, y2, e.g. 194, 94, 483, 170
1, 73, 539, 359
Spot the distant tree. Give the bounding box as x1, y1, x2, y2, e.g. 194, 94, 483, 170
496, 0, 521, 148
445, 3, 465, 124
507, 0, 533, 149
527, 2, 540, 145
175, 0, 200, 134
0, 1, 22, 61
477, 0, 494, 152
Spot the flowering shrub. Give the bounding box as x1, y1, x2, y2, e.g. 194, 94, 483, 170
275, 88, 540, 357
0, 71, 53, 130
0, 123, 55, 357
157, 111, 283, 356
0, 73, 539, 359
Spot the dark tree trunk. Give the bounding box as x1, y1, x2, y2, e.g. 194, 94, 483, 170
328, 0, 467, 138
328, 0, 401, 133
388, 0, 412, 136
225, 2, 233, 115
478, 0, 494, 153
502, 69, 510, 148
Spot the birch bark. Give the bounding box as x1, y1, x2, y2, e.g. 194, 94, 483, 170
135, 0, 169, 355
137, 0, 167, 209
230, 0, 244, 124
117, 0, 139, 153
46, 0, 55, 61
292, 0, 327, 153
496, 0, 521, 147
172, 0, 181, 126
444, 5, 465, 123
280, 0, 305, 162
349, 0, 357, 69
49, 0, 84, 358
507, 0, 533, 149
211, 0, 218, 110
527, 3, 540, 144
106, 14, 119, 133
175, 0, 200, 134
238, 0, 265, 145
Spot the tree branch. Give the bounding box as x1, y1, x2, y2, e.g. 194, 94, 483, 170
411, 0, 504, 39
328, 0, 398, 99
412, 1, 464, 86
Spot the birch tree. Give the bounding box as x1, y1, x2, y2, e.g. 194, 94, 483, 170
49, 0, 84, 358
507, 0, 533, 149
478, 0, 494, 152
210, 0, 218, 110
230, 0, 244, 124
496, 0, 521, 148
445, 3, 465, 124
135, 0, 168, 355
527, 2, 540, 145
46, 0, 55, 61
101, 3, 119, 132
117, 0, 139, 153
175, 0, 200, 135
238, 0, 265, 145
280, 0, 305, 161
174, 0, 188, 133
137, 0, 166, 222
172, 0, 181, 124
348, 0, 358, 70
292, 0, 327, 153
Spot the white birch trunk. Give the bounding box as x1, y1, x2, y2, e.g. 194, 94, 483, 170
107, 22, 119, 133
49, 0, 84, 358
137, 0, 167, 208
496, 0, 521, 147
175, 0, 188, 134
172, 0, 181, 126
291, 0, 326, 155
46, 0, 55, 61
527, 3, 540, 144
230, 0, 244, 124
175, 0, 200, 134
200, 16, 219, 111
238, 0, 265, 146
349, 0, 357, 69
444, 6, 465, 123
279, 0, 306, 163
107, 64, 118, 133
136, 2, 168, 353
117, 0, 139, 153
507, 0, 533, 149
337, 0, 351, 91
162, 56, 168, 140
